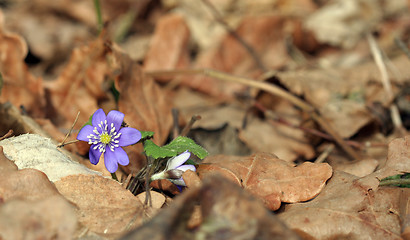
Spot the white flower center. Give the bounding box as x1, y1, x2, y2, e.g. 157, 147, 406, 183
87, 120, 122, 153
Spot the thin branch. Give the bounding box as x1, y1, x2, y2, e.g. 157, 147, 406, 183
180, 115, 202, 137
0, 129, 13, 141
146, 68, 362, 160
200, 0, 267, 72
367, 33, 404, 134
172, 108, 180, 139
314, 144, 334, 164
58, 111, 80, 148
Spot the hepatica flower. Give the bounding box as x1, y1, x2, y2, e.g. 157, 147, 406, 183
151, 151, 196, 187
77, 109, 141, 173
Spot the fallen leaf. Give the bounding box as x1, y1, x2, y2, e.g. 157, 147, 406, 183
143, 14, 191, 75
54, 174, 147, 236
183, 15, 289, 97
239, 113, 315, 161
304, 0, 406, 48
0, 146, 77, 239
121, 174, 300, 240
0, 196, 77, 240
0, 146, 60, 201
278, 135, 410, 239
114, 51, 173, 172
44, 36, 111, 128
278, 171, 406, 239
198, 152, 332, 210
0, 134, 101, 182
136, 191, 166, 210
333, 158, 379, 177
0, 9, 44, 117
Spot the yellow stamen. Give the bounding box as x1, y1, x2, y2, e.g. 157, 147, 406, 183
100, 133, 111, 144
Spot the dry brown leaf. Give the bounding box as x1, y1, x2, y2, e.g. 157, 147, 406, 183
239, 107, 315, 161
54, 174, 147, 236
0, 195, 77, 240
44, 36, 111, 128
122, 174, 300, 240
333, 158, 379, 177
279, 171, 406, 239
144, 14, 191, 74
182, 169, 201, 189
279, 135, 410, 239
275, 55, 410, 138
360, 135, 410, 189
0, 10, 45, 117
136, 191, 166, 210
115, 52, 173, 172
0, 146, 61, 201
181, 15, 289, 98
198, 152, 332, 210
0, 146, 77, 239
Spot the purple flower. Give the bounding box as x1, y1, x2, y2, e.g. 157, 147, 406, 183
77, 109, 141, 173
150, 151, 196, 187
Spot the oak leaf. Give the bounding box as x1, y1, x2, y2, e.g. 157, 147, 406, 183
198, 152, 332, 210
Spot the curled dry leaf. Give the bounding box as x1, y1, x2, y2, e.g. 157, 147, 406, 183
0, 146, 77, 239
54, 174, 148, 236
198, 152, 333, 210
0, 9, 44, 117
121, 175, 300, 240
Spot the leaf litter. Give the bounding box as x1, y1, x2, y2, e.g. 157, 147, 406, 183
0, 0, 409, 239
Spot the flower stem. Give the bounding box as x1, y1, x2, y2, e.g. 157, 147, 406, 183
111, 172, 119, 181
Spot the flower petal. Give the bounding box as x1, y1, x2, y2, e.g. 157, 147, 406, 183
106, 110, 124, 133
176, 165, 196, 172
92, 109, 106, 126
113, 147, 130, 166
167, 151, 191, 170
77, 125, 94, 142
89, 147, 103, 165
104, 149, 119, 173
118, 127, 141, 146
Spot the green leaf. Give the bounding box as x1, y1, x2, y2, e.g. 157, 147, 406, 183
144, 136, 208, 160
140, 131, 154, 140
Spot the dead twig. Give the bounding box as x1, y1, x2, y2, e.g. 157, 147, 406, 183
58, 111, 80, 148
200, 0, 267, 72
0, 129, 13, 141
147, 68, 362, 160
367, 33, 405, 135
314, 144, 334, 164
180, 115, 202, 137
172, 108, 180, 139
